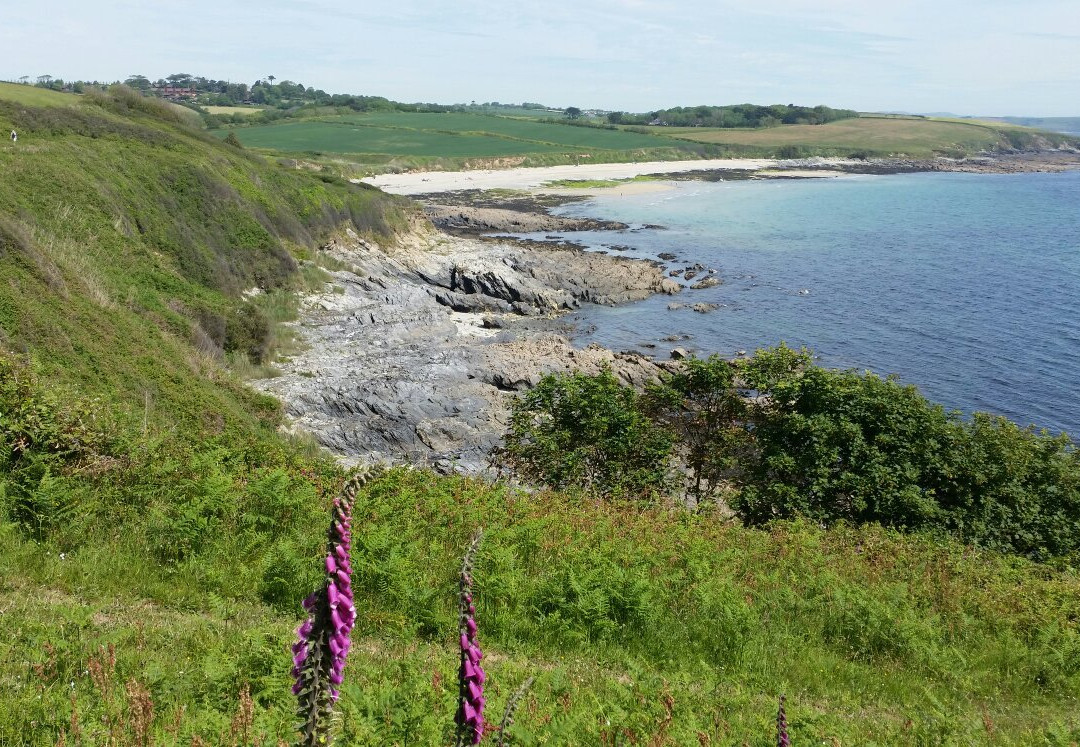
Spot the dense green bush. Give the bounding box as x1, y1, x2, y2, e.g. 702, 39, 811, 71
642, 355, 747, 507
739, 352, 1080, 559
501, 346, 1080, 560
500, 368, 674, 498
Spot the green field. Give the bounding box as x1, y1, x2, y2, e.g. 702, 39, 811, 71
0, 82, 78, 107
333, 112, 677, 149
220, 112, 696, 162
651, 115, 1073, 157
222, 119, 570, 157
221, 109, 1080, 168
202, 105, 265, 116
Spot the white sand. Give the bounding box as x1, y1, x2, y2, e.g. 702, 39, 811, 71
359, 158, 786, 195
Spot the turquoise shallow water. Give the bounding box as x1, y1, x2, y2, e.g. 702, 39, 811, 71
539, 171, 1080, 435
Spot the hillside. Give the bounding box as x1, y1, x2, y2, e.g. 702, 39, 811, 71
1, 83, 1079, 744
216, 109, 1080, 172
650, 114, 1080, 158
0, 82, 411, 426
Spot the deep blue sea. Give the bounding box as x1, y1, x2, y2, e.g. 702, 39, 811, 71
537, 171, 1080, 435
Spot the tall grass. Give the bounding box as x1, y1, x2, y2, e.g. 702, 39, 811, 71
2, 464, 1078, 744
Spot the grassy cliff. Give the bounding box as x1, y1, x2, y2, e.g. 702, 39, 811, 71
1, 84, 1078, 744
650, 115, 1080, 159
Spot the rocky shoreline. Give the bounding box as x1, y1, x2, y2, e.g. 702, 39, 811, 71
254, 222, 676, 473
651, 151, 1080, 181
259, 149, 1080, 473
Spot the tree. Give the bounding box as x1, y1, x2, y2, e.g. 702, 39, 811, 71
268, 75, 276, 85
124, 75, 151, 91
500, 368, 673, 499
644, 356, 749, 508
564, 106, 583, 120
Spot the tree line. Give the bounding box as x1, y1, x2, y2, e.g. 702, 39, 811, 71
607, 103, 859, 128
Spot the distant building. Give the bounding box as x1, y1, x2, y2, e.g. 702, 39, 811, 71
152, 86, 197, 101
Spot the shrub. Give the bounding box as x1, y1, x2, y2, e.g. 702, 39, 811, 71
501, 368, 673, 499
739, 357, 1080, 559
643, 355, 748, 507
738, 366, 958, 530
500, 345, 1080, 559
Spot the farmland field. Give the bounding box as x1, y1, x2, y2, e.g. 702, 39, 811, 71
223, 119, 570, 156
219, 110, 1077, 167
652, 115, 1021, 156
221, 112, 693, 159
203, 105, 265, 115
333, 112, 677, 149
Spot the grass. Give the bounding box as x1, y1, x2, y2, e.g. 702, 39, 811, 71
2, 85, 1078, 745
219, 119, 573, 157
220, 109, 1080, 170
0, 82, 77, 107
329, 112, 680, 150
653, 115, 1079, 157
218, 112, 704, 169
2, 467, 1078, 744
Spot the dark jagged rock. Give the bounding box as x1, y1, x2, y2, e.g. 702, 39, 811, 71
255, 226, 667, 474
691, 277, 721, 289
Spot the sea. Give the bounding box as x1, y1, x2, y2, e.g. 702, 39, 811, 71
526, 171, 1080, 436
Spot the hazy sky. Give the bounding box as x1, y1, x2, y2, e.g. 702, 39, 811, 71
3, 0, 1078, 115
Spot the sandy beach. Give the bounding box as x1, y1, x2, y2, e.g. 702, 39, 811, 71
360, 158, 808, 194
358, 151, 1080, 197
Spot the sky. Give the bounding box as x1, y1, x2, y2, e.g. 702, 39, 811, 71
2, 0, 1078, 116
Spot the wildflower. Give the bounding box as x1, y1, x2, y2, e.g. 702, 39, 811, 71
292, 469, 374, 747
777, 694, 790, 747
496, 676, 535, 747
455, 529, 485, 747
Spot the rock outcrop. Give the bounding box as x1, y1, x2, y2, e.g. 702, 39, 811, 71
254, 225, 668, 473
424, 205, 627, 234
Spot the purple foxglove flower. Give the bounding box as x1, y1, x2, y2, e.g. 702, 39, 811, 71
292, 469, 377, 747
455, 530, 485, 747
777, 694, 790, 747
